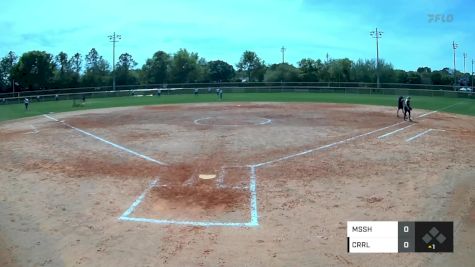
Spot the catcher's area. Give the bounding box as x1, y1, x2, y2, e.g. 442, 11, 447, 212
0, 103, 474, 266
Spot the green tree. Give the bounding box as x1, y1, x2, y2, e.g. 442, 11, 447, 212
327, 58, 352, 82
406, 71, 422, 84
170, 49, 200, 83
378, 59, 396, 83
69, 53, 82, 74
115, 53, 138, 85
0, 51, 18, 91
264, 63, 299, 82
141, 51, 171, 84
11, 51, 55, 90
53, 51, 78, 88
298, 58, 320, 82
68, 53, 82, 87
82, 48, 110, 86
236, 51, 265, 82
207, 60, 235, 82
350, 59, 375, 83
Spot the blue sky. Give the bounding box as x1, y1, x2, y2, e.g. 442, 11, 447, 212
0, 0, 473, 72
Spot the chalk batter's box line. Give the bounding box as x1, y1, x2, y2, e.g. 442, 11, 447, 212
119, 167, 259, 227
42, 113, 258, 228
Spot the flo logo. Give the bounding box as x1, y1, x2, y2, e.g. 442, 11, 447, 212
428, 14, 454, 23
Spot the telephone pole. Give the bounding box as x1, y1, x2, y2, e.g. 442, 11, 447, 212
463, 52, 467, 73
281, 46, 286, 64
370, 28, 383, 88
108, 32, 121, 91
472, 59, 474, 91
452, 41, 458, 88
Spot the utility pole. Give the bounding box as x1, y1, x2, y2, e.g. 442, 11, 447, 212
370, 28, 383, 88
108, 32, 121, 91
452, 41, 458, 89
281, 46, 286, 64
472, 59, 474, 91
463, 52, 467, 73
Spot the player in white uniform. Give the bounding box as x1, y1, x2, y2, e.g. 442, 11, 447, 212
24, 98, 29, 110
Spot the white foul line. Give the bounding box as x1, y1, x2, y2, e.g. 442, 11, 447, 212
23, 124, 39, 134
378, 124, 413, 139
120, 179, 159, 218
253, 120, 407, 167
43, 114, 167, 165
406, 129, 433, 142
417, 101, 465, 118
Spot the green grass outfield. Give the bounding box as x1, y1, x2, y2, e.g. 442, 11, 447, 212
0, 92, 474, 122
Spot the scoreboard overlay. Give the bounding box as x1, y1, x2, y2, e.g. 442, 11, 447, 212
347, 221, 453, 253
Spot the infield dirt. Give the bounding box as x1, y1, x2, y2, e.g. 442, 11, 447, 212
0, 102, 474, 266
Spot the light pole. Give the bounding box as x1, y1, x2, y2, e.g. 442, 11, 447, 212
452, 41, 458, 89
370, 28, 383, 88
108, 32, 121, 91
281, 46, 286, 64
463, 52, 467, 73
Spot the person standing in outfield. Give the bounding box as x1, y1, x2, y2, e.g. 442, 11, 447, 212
219, 89, 223, 100
55, 94, 59, 101
194, 88, 199, 96
397, 96, 404, 117
24, 98, 29, 110
216, 88, 220, 96
157, 88, 161, 97
403, 96, 413, 121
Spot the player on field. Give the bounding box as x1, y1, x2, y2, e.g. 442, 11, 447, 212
24, 98, 29, 110
397, 96, 404, 117
194, 88, 199, 96
219, 89, 223, 100
403, 96, 413, 121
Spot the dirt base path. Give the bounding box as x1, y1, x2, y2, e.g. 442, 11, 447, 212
1, 103, 474, 266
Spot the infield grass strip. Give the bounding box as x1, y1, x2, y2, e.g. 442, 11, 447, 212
1, 93, 474, 122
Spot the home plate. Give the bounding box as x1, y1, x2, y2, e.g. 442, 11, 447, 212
199, 174, 216, 180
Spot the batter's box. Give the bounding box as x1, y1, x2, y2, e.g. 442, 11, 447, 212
119, 166, 259, 227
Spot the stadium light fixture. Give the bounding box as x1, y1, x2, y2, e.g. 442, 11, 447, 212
452, 41, 458, 89
281, 46, 286, 64
370, 28, 383, 89
108, 32, 122, 91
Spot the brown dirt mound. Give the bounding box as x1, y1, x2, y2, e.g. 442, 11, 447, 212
150, 184, 248, 211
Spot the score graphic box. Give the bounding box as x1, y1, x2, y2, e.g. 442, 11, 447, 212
347, 221, 453, 253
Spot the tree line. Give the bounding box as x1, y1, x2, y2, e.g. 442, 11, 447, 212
0, 48, 473, 92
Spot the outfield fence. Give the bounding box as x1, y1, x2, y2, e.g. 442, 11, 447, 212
0, 83, 474, 104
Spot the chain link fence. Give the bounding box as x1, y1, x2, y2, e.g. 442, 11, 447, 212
0, 83, 473, 105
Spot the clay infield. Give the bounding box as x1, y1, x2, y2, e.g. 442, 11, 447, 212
0, 102, 474, 266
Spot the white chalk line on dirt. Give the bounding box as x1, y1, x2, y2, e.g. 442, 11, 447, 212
406, 129, 434, 142
120, 179, 159, 218
252, 103, 460, 168
252, 121, 407, 167
23, 124, 39, 134
193, 116, 272, 126
43, 114, 167, 166
119, 175, 258, 227
377, 124, 414, 139
417, 101, 465, 118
